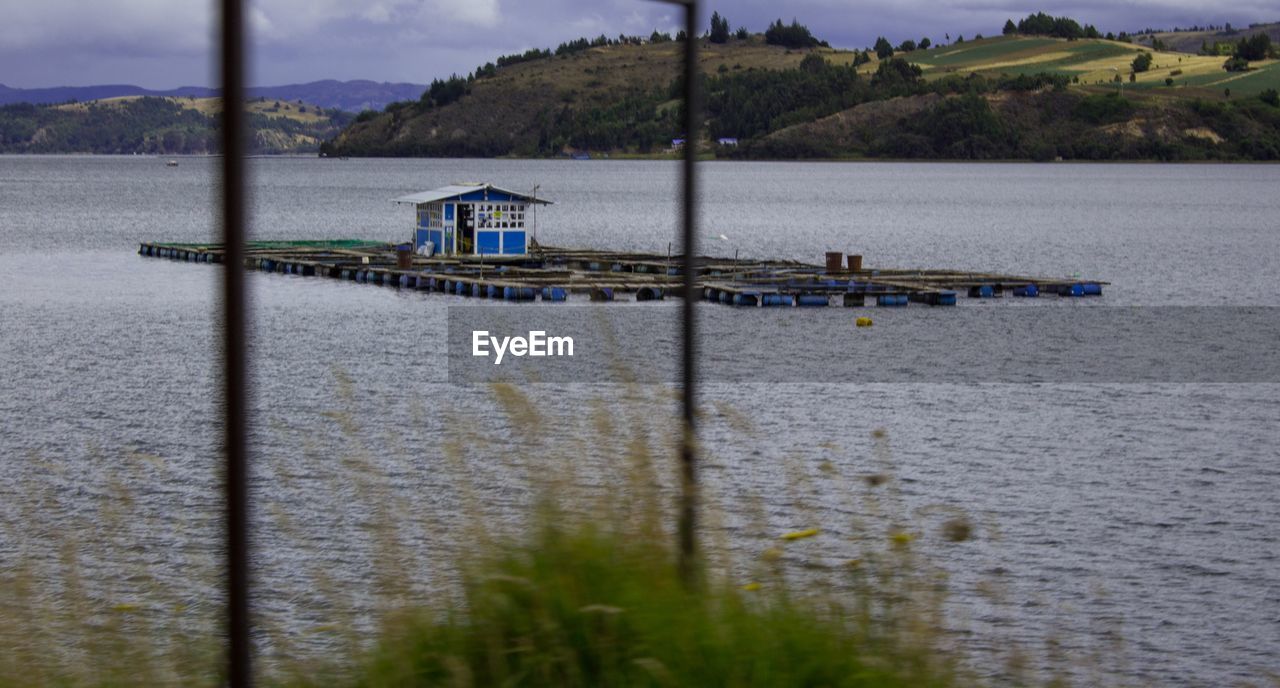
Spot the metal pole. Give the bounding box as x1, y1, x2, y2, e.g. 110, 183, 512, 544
655, 0, 701, 586
219, 0, 251, 684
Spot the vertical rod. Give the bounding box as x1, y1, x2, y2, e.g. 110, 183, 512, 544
677, 0, 701, 586
219, 0, 251, 684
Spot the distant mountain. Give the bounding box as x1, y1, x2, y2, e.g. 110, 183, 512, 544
0, 96, 354, 154
0, 83, 211, 106
0, 80, 427, 112
248, 80, 428, 113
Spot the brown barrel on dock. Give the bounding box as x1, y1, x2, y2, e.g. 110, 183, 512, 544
396, 244, 413, 269
848, 254, 863, 272
825, 251, 843, 273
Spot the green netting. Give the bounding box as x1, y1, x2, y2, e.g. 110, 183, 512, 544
148, 239, 392, 249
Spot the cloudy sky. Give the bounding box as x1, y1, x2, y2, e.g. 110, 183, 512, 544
2, 0, 1276, 88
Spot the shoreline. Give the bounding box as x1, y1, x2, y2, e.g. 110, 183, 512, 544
5, 151, 1279, 164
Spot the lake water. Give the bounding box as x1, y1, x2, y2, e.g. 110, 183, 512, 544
1, 156, 1278, 684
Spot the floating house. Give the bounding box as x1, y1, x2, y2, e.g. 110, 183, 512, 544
393, 183, 551, 257
716, 137, 738, 146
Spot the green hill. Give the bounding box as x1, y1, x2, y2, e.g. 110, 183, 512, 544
324, 27, 1280, 162
0, 95, 353, 154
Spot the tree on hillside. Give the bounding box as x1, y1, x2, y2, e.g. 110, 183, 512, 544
799, 53, 828, 73
870, 57, 923, 89
920, 38, 932, 49
1223, 56, 1249, 72
1131, 52, 1153, 73
709, 12, 731, 44
1003, 19, 1017, 35
735, 26, 749, 40
764, 18, 822, 48
874, 36, 893, 59
899, 39, 917, 52
1234, 33, 1272, 61
1015, 12, 1085, 40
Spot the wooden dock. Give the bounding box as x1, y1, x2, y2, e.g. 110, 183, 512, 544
137, 240, 1106, 306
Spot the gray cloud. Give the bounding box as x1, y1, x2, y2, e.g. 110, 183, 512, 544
0, 0, 1275, 88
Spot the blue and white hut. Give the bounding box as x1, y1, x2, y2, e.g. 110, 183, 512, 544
393, 183, 551, 257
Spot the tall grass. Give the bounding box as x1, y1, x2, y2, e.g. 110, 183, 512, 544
351, 515, 958, 687
0, 378, 1043, 686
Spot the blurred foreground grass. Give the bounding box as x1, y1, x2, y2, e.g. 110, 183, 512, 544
1, 380, 1011, 687
346, 514, 958, 687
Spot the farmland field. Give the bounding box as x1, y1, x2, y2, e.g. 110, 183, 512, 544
907, 35, 1279, 99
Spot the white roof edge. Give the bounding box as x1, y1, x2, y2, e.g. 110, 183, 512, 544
391, 183, 553, 205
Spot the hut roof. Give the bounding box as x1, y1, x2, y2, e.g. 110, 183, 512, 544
392, 183, 552, 205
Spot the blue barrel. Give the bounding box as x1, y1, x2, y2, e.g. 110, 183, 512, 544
667, 266, 680, 276
934, 291, 957, 306
487, 284, 501, 298
587, 262, 602, 271
762, 294, 793, 307
1082, 283, 1102, 296
261, 260, 274, 272
719, 291, 732, 304
340, 269, 351, 280
611, 263, 623, 272
968, 285, 995, 298
636, 287, 663, 301
733, 293, 759, 307
1013, 284, 1039, 298
542, 287, 567, 301
797, 294, 828, 307
1059, 283, 1084, 297
455, 281, 468, 295
704, 287, 719, 301
877, 294, 907, 307
590, 287, 614, 301
399, 274, 413, 288
504, 287, 536, 301
471, 283, 484, 297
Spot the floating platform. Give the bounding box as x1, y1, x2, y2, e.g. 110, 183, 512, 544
137, 240, 1106, 306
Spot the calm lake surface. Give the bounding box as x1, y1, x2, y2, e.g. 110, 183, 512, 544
2, 156, 1278, 684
